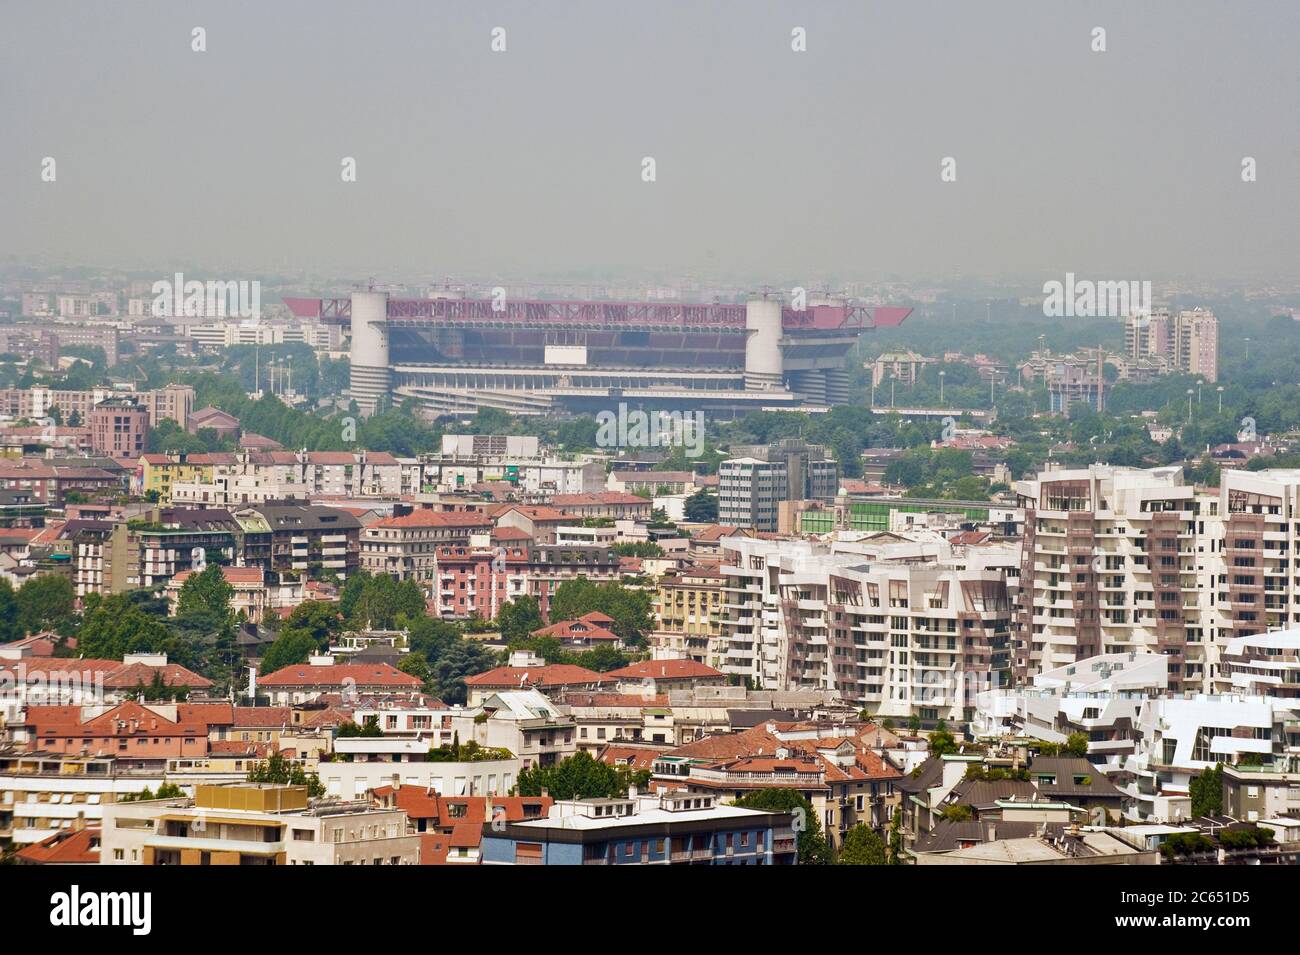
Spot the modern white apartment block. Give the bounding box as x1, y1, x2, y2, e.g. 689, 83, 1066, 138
972, 651, 1168, 774
717, 536, 1015, 720
1217, 628, 1300, 699
1013, 465, 1213, 693
1121, 695, 1297, 823
1014, 465, 1300, 695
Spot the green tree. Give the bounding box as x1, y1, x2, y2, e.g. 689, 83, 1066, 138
16, 574, 76, 635
426, 638, 496, 705
397, 651, 430, 684
337, 716, 383, 738
247, 751, 325, 797
1190, 763, 1224, 818
733, 788, 830, 865
496, 596, 544, 644
1063, 731, 1089, 758
836, 824, 889, 865
77, 593, 182, 662
928, 723, 959, 757
176, 563, 234, 623
549, 578, 653, 646
0, 579, 20, 644
259, 630, 319, 675
683, 487, 719, 523
516, 751, 630, 800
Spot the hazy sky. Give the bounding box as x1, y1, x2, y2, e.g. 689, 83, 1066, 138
2, 0, 1297, 284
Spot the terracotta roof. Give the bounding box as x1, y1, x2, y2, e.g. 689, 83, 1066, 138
257, 663, 421, 688
233, 706, 292, 728
463, 664, 614, 688
169, 565, 264, 587
298, 705, 354, 728
598, 744, 667, 770
669, 724, 784, 760
372, 510, 492, 529
101, 662, 214, 690
550, 492, 648, 507
25, 700, 210, 740
16, 827, 101, 864
605, 659, 724, 681
531, 611, 620, 644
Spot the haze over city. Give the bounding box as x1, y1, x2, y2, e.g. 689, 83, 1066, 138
2, 0, 1298, 284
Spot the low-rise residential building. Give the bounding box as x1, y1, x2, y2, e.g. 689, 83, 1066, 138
257, 661, 422, 706
99, 783, 421, 865
444, 690, 576, 770
462, 656, 615, 706
480, 791, 797, 865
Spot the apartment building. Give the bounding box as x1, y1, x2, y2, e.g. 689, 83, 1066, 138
0, 751, 246, 847
256, 661, 422, 706
1218, 629, 1300, 698
870, 350, 932, 388
246, 503, 362, 580
1013, 465, 1300, 693
652, 565, 725, 667
360, 509, 494, 580
443, 690, 577, 770
727, 438, 840, 504
971, 651, 1168, 775
87, 397, 149, 459
717, 536, 1015, 720
1125, 308, 1218, 382
1121, 695, 1296, 823
99, 784, 421, 866
1013, 465, 1213, 693
0, 384, 193, 428
172, 449, 403, 506
138, 452, 218, 504
480, 792, 797, 865
1211, 468, 1300, 640
717, 457, 787, 532
431, 536, 531, 619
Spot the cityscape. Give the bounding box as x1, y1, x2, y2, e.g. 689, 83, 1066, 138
1, 0, 1296, 934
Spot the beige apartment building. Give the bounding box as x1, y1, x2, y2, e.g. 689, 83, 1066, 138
99, 784, 420, 866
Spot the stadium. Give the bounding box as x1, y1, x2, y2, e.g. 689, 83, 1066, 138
285, 289, 910, 417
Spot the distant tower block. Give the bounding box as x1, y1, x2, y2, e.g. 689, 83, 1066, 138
744, 295, 784, 391
350, 290, 391, 415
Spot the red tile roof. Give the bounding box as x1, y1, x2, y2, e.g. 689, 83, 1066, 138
531, 611, 619, 644
16, 827, 101, 865
257, 663, 422, 688
233, 706, 292, 728
463, 664, 614, 689
101, 662, 214, 690
598, 744, 667, 771
605, 659, 724, 681
372, 510, 493, 529
170, 565, 264, 587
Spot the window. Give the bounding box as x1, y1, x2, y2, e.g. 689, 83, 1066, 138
515, 842, 543, 865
